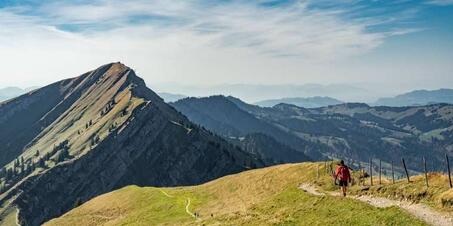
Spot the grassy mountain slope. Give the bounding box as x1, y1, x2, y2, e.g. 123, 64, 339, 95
0, 63, 263, 226
173, 96, 453, 173
172, 96, 316, 160
228, 133, 310, 164
46, 163, 426, 226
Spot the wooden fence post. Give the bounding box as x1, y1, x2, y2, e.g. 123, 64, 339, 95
379, 159, 382, 185
330, 162, 335, 176
402, 158, 410, 183
423, 157, 428, 188
325, 161, 328, 174
359, 164, 363, 186
370, 158, 373, 186
317, 164, 319, 181
446, 154, 452, 189
330, 162, 335, 185
391, 160, 395, 184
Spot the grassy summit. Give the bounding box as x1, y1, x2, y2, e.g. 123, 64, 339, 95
46, 163, 426, 226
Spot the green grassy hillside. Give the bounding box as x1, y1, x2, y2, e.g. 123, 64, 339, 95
46, 163, 427, 226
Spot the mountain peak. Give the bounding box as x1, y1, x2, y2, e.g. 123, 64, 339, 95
89, 62, 131, 80
0, 63, 263, 225
105, 62, 129, 74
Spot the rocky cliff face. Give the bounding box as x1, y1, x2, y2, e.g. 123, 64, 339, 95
0, 63, 263, 226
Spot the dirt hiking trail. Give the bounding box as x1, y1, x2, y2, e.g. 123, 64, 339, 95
299, 183, 453, 226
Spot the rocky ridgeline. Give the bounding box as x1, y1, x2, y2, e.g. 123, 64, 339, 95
0, 63, 263, 226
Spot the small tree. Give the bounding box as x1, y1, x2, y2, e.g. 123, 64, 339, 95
30, 162, 36, 171
58, 149, 70, 162
20, 162, 25, 174
26, 162, 33, 174
44, 152, 51, 161
121, 109, 128, 116
6, 168, 13, 181
74, 198, 83, 208
13, 159, 19, 169
38, 158, 46, 168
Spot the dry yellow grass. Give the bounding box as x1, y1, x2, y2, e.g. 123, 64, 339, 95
46, 163, 426, 226
345, 172, 453, 212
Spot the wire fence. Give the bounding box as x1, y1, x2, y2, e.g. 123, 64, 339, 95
321, 154, 453, 189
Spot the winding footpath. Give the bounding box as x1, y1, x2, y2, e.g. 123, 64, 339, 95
185, 198, 196, 219
158, 189, 198, 220
299, 183, 453, 226
158, 189, 174, 198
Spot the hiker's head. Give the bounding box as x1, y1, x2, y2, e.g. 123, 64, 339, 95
340, 160, 345, 165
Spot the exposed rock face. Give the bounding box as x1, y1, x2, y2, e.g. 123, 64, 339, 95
0, 63, 263, 226
0, 69, 101, 167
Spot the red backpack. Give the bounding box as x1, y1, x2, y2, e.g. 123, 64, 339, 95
337, 166, 350, 181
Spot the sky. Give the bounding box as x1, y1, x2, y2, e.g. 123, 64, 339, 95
0, 0, 452, 102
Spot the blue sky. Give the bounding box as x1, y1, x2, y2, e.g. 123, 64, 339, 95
0, 0, 452, 101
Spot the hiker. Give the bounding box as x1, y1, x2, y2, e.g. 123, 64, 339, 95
334, 160, 351, 197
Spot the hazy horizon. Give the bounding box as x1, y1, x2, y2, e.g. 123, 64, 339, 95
2, 79, 453, 103
1, 0, 452, 102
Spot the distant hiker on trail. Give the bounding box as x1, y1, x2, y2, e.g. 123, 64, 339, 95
334, 160, 351, 197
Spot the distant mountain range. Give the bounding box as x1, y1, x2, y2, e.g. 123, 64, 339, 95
173, 96, 453, 174
255, 96, 343, 108
4, 86, 453, 108
150, 83, 378, 103
0, 63, 263, 225
374, 89, 453, 106
0, 86, 38, 102
157, 92, 187, 102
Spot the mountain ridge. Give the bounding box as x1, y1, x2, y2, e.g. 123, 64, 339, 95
0, 87, 39, 102
0, 63, 263, 226
374, 88, 453, 106
255, 96, 343, 108
173, 95, 453, 174
45, 162, 430, 225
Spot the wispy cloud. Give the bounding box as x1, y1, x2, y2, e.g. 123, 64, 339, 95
2, 0, 451, 94
0, 0, 420, 60
427, 0, 453, 6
